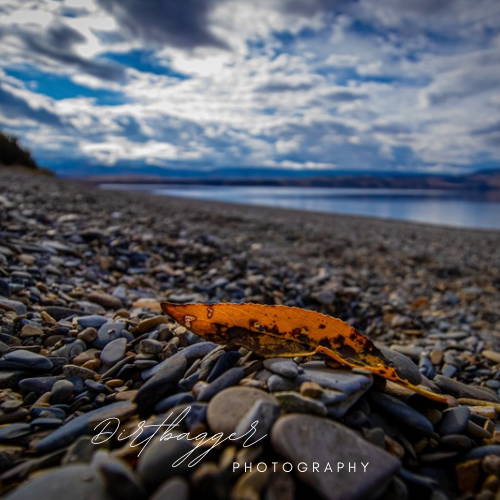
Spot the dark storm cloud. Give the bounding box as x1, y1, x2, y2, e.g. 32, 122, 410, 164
96, 0, 228, 50
0, 85, 63, 127
324, 89, 368, 102
256, 80, 316, 92
17, 23, 125, 81
283, 0, 345, 16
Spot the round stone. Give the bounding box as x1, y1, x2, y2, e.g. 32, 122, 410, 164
207, 387, 277, 435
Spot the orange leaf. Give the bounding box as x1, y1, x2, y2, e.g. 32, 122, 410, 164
161, 302, 449, 403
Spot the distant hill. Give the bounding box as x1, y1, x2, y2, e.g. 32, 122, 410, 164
87, 169, 500, 191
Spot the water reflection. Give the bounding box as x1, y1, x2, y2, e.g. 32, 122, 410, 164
99, 184, 500, 230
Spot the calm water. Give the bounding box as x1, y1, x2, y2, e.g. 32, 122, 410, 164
100, 184, 500, 230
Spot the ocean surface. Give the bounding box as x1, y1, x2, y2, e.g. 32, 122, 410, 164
99, 184, 500, 230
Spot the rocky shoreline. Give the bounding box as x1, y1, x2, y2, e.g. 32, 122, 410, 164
1, 169, 500, 499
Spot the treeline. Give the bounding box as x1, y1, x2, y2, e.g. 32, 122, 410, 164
0, 130, 52, 174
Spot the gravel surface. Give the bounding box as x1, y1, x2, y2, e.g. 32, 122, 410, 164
1, 169, 500, 500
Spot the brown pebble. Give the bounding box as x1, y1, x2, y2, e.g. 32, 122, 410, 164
62, 364, 98, 380
300, 381, 323, 398
425, 409, 442, 425
430, 349, 443, 365
105, 379, 124, 388
115, 390, 138, 401
482, 474, 500, 492
82, 359, 101, 371
77, 327, 97, 343
133, 315, 168, 334
73, 348, 99, 366
20, 324, 44, 337
482, 454, 500, 475
456, 459, 482, 494
88, 291, 122, 309
114, 310, 131, 319
482, 350, 500, 364
385, 436, 405, 459
40, 311, 56, 324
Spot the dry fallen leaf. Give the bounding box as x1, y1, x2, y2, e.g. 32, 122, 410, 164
161, 302, 449, 403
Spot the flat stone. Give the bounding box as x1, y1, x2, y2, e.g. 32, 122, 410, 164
434, 375, 500, 403
35, 401, 136, 453
271, 414, 400, 500
100, 337, 127, 366
275, 391, 327, 416
482, 350, 500, 364
88, 291, 122, 309
378, 346, 422, 385
44, 307, 85, 321
206, 351, 241, 382
263, 358, 299, 379
135, 355, 187, 409
76, 315, 108, 329
94, 322, 127, 348
19, 375, 59, 394
0, 423, 31, 441
368, 392, 434, 435
155, 393, 195, 414
134, 315, 168, 334
0, 298, 27, 315
437, 406, 471, 435
0, 350, 53, 372
198, 367, 245, 402
4, 465, 109, 500
207, 387, 277, 435
142, 343, 217, 380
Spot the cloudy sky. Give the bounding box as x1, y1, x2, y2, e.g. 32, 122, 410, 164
1, 0, 500, 176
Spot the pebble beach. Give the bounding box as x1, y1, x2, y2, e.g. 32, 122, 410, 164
1, 169, 500, 500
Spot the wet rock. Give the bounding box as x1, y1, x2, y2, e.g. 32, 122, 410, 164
263, 358, 299, 379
